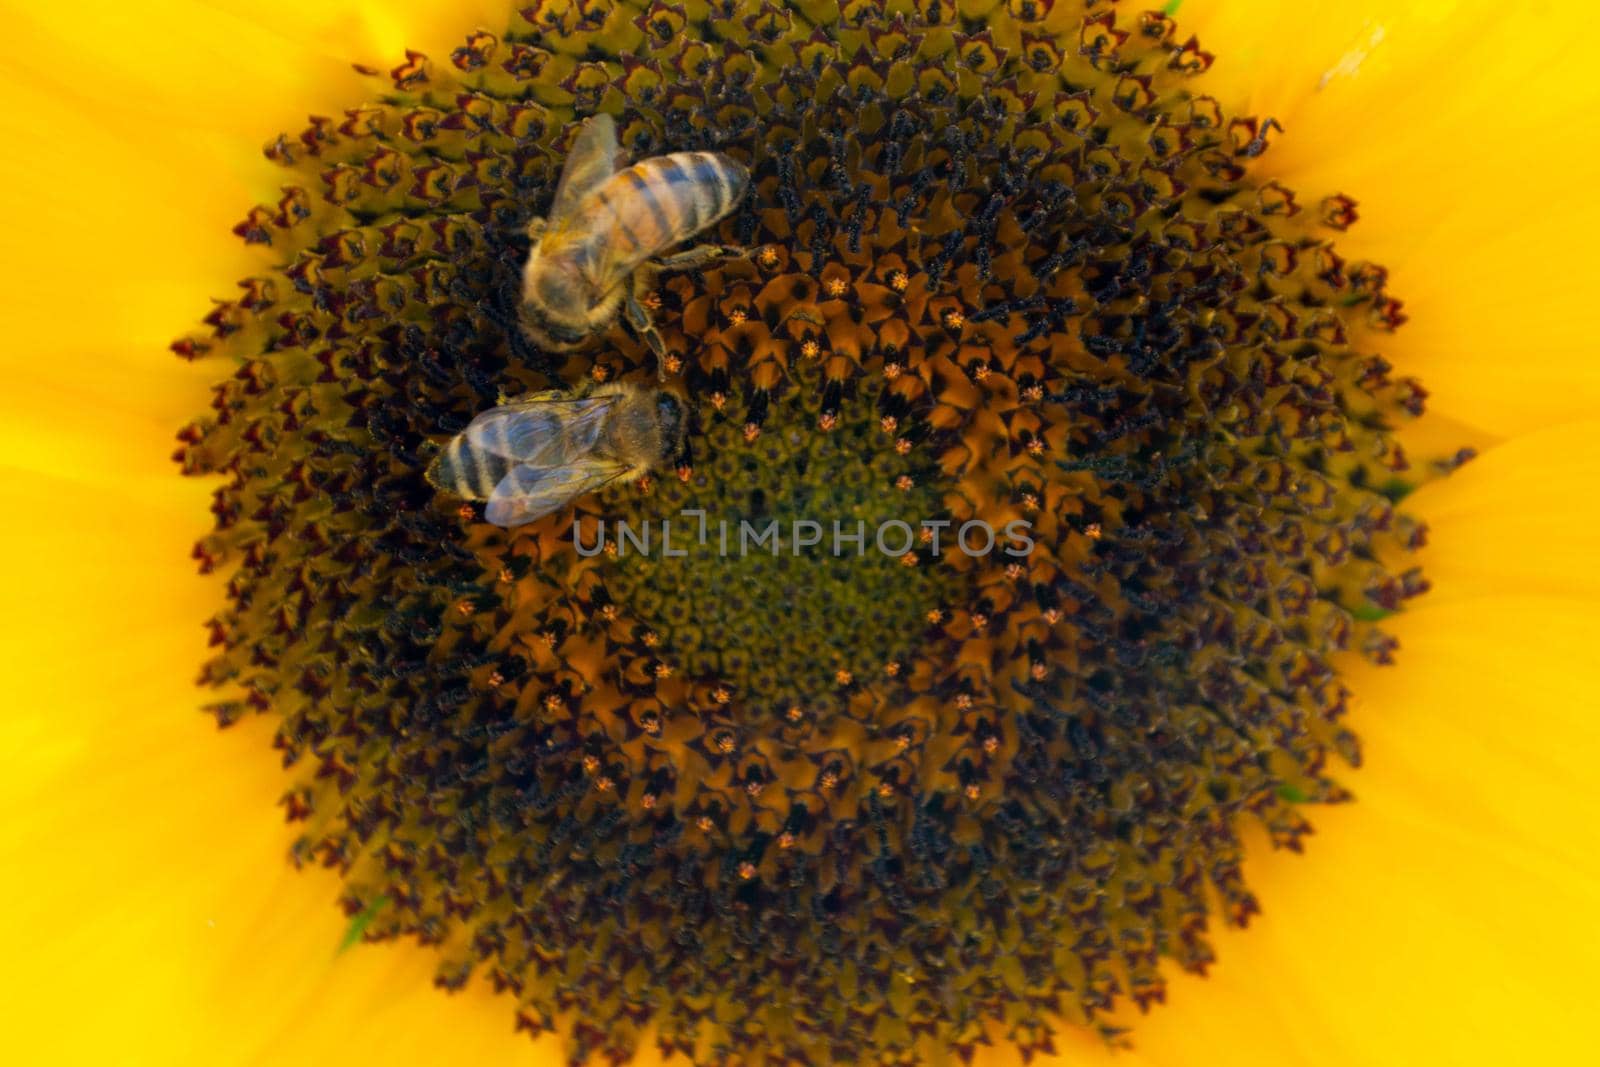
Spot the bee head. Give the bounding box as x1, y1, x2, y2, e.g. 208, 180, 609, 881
519, 255, 598, 350
517, 300, 590, 350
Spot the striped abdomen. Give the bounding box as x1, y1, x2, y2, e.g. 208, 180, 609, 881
427, 398, 612, 501
426, 402, 593, 501
428, 429, 514, 501
582, 152, 748, 275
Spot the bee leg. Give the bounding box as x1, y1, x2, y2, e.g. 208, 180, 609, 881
623, 286, 672, 381
653, 243, 748, 273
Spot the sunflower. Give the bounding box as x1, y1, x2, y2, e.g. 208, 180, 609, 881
3, 0, 1597, 1063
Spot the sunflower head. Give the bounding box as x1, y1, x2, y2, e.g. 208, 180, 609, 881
173, 1, 1445, 1061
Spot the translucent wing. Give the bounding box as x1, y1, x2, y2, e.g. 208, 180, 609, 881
485, 459, 632, 527
549, 114, 619, 224
462, 393, 620, 466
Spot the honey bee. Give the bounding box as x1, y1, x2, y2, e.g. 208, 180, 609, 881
520, 113, 750, 378
427, 382, 687, 528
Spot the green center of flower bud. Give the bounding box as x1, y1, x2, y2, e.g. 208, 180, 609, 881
606, 380, 951, 710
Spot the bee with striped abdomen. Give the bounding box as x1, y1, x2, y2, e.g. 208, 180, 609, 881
520, 113, 750, 379
427, 382, 687, 528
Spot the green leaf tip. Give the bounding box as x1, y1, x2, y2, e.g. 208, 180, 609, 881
337, 895, 391, 956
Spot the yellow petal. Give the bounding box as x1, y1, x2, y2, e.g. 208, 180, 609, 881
1025, 421, 1600, 1065
0, 0, 508, 394
0, 470, 561, 1064
0, 3, 557, 1063
1187, 0, 1600, 436
1400, 419, 1600, 604
1090, 595, 1600, 1067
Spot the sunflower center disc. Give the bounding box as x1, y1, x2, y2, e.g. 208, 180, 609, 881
171, 2, 1448, 1063
607, 387, 951, 710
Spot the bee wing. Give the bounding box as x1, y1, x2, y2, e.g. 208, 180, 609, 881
485, 459, 632, 528
549, 114, 620, 224
464, 393, 620, 465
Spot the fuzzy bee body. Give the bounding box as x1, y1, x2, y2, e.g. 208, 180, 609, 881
427, 383, 686, 528
592, 152, 747, 262
519, 114, 750, 377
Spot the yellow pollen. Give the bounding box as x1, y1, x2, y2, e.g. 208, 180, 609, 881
880, 415, 898, 433
943, 309, 965, 329
757, 245, 780, 268
835, 669, 854, 686
888, 271, 909, 291
885, 661, 901, 678
715, 733, 736, 754
982, 736, 999, 754
955, 695, 973, 710
927, 609, 944, 624
877, 781, 895, 797
965, 783, 981, 800
1022, 384, 1044, 402
663, 354, 683, 375
971, 364, 991, 382
713, 687, 732, 704
970, 614, 988, 631
738, 862, 757, 880
486, 671, 504, 688
497, 566, 514, 584
596, 776, 615, 792
590, 364, 609, 383
820, 771, 839, 790
1031, 662, 1048, 681
899, 552, 918, 568
818, 413, 838, 431
696, 815, 714, 833
654, 663, 673, 679
778, 832, 796, 850
1005, 563, 1024, 580
582, 755, 600, 774
883, 361, 903, 380
727, 308, 747, 326
457, 504, 475, 521
800, 339, 821, 359
1085, 523, 1103, 539
895, 475, 914, 492
895, 437, 912, 455
640, 291, 662, 311
745, 780, 764, 797
786, 705, 804, 722
824, 276, 848, 298
641, 793, 657, 810
544, 693, 563, 712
